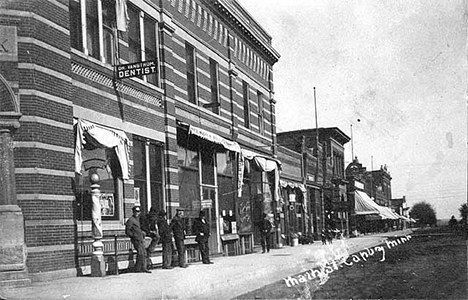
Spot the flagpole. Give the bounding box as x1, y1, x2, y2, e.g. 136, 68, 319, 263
350, 124, 354, 160
314, 87, 319, 182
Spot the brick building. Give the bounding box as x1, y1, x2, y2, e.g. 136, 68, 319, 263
277, 127, 350, 239
0, 0, 281, 284
345, 157, 399, 235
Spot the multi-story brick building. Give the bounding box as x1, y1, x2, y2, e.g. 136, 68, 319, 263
345, 157, 399, 235
277, 127, 350, 239
0, 0, 281, 284
364, 165, 392, 206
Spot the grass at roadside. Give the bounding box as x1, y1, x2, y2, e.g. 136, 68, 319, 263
234, 227, 467, 299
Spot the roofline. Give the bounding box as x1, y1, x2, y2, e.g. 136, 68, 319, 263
277, 127, 351, 143
214, 0, 281, 63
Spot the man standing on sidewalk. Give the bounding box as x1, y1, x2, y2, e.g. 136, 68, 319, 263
171, 208, 188, 268
193, 210, 213, 264
142, 206, 160, 257
157, 210, 173, 269
259, 213, 272, 253
125, 206, 151, 273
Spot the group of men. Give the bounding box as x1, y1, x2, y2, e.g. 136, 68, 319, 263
125, 206, 213, 273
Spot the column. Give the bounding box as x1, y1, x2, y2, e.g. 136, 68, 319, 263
0, 112, 27, 272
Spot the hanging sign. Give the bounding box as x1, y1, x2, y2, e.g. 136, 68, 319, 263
201, 199, 212, 209
115, 60, 157, 79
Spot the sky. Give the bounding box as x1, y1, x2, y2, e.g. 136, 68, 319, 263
238, 0, 467, 219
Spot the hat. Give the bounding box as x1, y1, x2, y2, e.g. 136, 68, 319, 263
132, 206, 141, 212
158, 210, 167, 217
176, 208, 185, 212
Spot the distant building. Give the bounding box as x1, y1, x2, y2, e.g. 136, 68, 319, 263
277, 127, 350, 239
345, 157, 398, 234
365, 165, 392, 206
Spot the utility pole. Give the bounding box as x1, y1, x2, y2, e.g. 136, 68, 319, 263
313, 87, 324, 232
314, 87, 319, 182
350, 124, 354, 159
371, 155, 374, 200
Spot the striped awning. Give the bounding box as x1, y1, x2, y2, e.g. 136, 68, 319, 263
280, 180, 306, 193
188, 124, 241, 152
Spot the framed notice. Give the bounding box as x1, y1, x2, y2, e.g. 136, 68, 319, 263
134, 187, 140, 206
100, 193, 115, 217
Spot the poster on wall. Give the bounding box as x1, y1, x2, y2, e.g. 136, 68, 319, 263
100, 193, 115, 216
134, 187, 140, 206
238, 197, 252, 233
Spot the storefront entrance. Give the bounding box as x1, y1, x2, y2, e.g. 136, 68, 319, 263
201, 186, 220, 254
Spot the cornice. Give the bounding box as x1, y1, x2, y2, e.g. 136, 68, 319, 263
210, 0, 280, 64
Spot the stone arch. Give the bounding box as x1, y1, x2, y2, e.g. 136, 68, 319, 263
0, 72, 19, 113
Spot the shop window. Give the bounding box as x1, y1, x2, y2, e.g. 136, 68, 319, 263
75, 148, 122, 221
216, 151, 233, 177
177, 128, 201, 234
185, 42, 198, 104
133, 137, 164, 214
200, 144, 215, 185
217, 152, 235, 234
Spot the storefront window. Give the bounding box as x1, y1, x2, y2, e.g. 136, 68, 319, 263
75, 148, 121, 221
177, 127, 201, 234
133, 137, 164, 214
201, 144, 215, 185
217, 152, 235, 234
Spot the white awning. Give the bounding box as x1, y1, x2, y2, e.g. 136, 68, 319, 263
189, 124, 240, 152
280, 179, 306, 193
354, 190, 380, 215
75, 119, 130, 179
354, 191, 399, 219
238, 148, 281, 201
241, 148, 281, 170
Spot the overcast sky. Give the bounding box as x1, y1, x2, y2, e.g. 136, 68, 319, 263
238, 0, 467, 219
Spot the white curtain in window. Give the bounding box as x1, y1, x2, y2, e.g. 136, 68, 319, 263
116, 0, 129, 32
75, 119, 130, 179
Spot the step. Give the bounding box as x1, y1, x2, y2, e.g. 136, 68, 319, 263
0, 278, 31, 288
0, 270, 29, 282
0, 270, 31, 289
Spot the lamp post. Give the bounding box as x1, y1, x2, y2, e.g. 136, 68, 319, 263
90, 173, 105, 277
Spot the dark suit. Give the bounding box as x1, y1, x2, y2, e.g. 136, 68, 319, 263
193, 217, 211, 263
259, 218, 272, 253
125, 216, 148, 272
170, 215, 186, 267
157, 217, 172, 268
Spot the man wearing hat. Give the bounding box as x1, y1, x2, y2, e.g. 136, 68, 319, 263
193, 210, 213, 264
142, 206, 160, 257
157, 210, 173, 269
125, 206, 151, 273
170, 208, 188, 268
